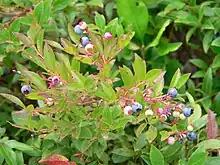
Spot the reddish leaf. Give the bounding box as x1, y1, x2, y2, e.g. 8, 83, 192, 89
39, 154, 70, 165
206, 110, 218, 139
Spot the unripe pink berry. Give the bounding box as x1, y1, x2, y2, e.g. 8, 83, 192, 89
79, 21, 87, 30
167, 136, 175, 145
104, 32, 112, 40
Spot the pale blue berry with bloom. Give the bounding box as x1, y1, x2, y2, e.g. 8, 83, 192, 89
74, 25, 83, 35
131, 102, 142, 112
167, 88, 178, 98
21, 85, 32, 95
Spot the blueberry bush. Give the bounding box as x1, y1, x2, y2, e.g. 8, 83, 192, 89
0, 0, 219, 165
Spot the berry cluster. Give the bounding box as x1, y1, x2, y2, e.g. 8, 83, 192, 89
74, 21, 94, 53
122, 88, 197, 144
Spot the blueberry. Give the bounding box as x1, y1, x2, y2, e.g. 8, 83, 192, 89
131, 102, 142, 112
74, 25, 83, 35
167, 88, 178, 98
81, 36, 90, 47
187, 131, 197, 141
183, 107, 194, 117
21, 85, 32, 95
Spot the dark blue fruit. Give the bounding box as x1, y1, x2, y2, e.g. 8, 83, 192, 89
187, 131, 197, 141
21, 85, 32, 95
183, 107, 194, 117
167, 88, 178, 98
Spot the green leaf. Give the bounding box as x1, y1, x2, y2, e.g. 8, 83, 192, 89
24, 71, 47, 91
164, 2, 185, 15
186, 92, 195, 106
0, 93, 25, 108
15, 151, 24, 165
95, 12, 106, 29
147, 20, 171, 49
186, 27, 197, 43
87, 0, 103, 8
45, 40, 63, 50
68, 23, 80, 45
198, 139, 220, 150
211, 37, 220, 47
146, 125, 157, 143
44, 43, 56, 71
192, 71, 205, 78
160, 131, 170, 141
60, 38, 78, 55
203, 31, 214, 53
192, 114, 208, 131
119, 66, 135, 87
169, 68, 181, 88
150, 144, 164, 165
133, 54, 146, 82
0, 144, 17, 165
112, 148, 134, 157
157, 42, 182, 56
202, 68, 212, 94
14, 32, 32, 47
6, 140, 41, 156
89, 32, 103, 54
190, 59, 208, 69
101, 82, 116, 101
145, 69, 162, 82
53, 0, 73, 12
188, 151, 207, 165
28, 21, 41, 44
37, 29, 44, 54
205, 157, 220, 165
188, 104, 202, 123
176, 73, 191, 89
135, 123, 146, 137
116, 0, 148, 40
212, 54, 220, 69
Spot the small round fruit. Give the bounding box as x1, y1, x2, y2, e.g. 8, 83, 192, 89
79, 21, 87, 30
74, 25, 83, 35
180, 113, 186, 120
173, 111, 180, 118
124, 106, 132, 115
85, 43, 94, 53
187, 131, 197, 141
183, 107, 194, 117
145, 110, 154, 116
21, 85, 32, 95
104, 32, 112, 40
160, 114, 167, 121
131, 102, 142, 112
52, 76, 60, 85
167, 136, 176, 145
81, 36, 90, 47
187, 125, 194, 131
167, 88, 178, 98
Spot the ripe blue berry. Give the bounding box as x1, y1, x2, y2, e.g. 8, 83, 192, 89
183, 107, 194, 117
131, 102, 142, 112
167, 88, 178, 98
187, 131, 197, 141
74, 25, 83, 35
21, 85, 32, 95
81, 36, 90, 47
